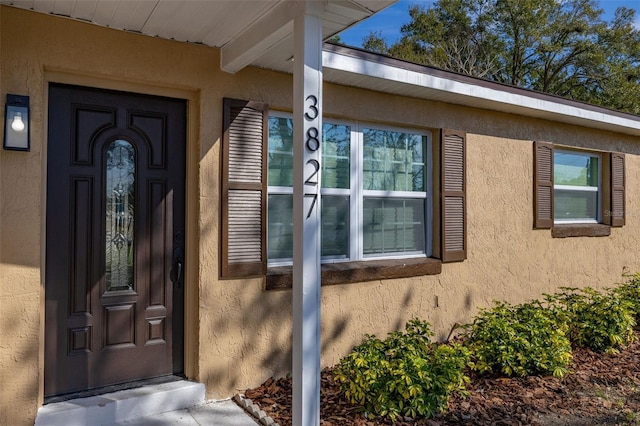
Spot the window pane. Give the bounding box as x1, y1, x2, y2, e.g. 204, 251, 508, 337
363, 198, 425, 255
268, 118, 351, 189
554, 189, 598, 222
267, 194, 294, 260
267, 194, 350, 260
268, 117, 294, 187
321, 196, 349, 257
322, 124, 350, 189
363, 129, 425, 191
554, 152, 598, 187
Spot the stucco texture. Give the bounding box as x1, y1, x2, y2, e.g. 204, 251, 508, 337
1, 5, 640, 425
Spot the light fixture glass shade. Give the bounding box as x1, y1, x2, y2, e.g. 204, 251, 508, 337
4, 95, 30, 151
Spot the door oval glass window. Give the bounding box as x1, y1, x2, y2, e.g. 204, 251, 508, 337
105, 139, 135, 292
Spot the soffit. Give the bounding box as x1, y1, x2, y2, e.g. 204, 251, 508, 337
0, 0, 395, 72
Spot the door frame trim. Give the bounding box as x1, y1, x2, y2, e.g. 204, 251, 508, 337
40, 70, 200, 406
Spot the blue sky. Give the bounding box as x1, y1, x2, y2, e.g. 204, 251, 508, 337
338, 0, 640, 48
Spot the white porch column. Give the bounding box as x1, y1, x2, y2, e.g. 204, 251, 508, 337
292, 2, 323, 426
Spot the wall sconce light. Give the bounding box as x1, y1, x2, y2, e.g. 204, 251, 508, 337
4, 94, 30, 151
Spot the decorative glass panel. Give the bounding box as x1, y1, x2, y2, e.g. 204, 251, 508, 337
105, 140, 135, 292
363, 198, 425, 255
363, 129, 425, 191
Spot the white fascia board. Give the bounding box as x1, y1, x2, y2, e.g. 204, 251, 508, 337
322, 50, 640, 135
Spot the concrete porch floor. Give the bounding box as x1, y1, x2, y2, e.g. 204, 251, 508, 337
34, 380, 259, 426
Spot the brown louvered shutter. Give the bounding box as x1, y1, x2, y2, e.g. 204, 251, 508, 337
534, 141, 554, 229
221, 98, 268, 278
440, 129, 466, 262
610, 153, 625, 227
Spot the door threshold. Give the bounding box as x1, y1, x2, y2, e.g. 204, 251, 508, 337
44, 375, 186, 405
36, 378, 205, 426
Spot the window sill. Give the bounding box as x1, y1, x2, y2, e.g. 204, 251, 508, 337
266, 257, 442, 291
551, 224, 611, 238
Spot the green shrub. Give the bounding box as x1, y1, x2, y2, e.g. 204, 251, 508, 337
546, 287, 635, 354
463, 301, 572, 377
611, 273, 640, 320
334, 319, 470, 421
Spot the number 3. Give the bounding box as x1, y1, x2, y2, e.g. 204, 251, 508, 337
305, 95, 318, 121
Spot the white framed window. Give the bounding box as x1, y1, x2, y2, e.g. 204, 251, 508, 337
266, 112, 431, 265
554, 149, 601, 224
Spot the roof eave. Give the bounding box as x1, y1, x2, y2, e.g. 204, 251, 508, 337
322, 43, 640, 138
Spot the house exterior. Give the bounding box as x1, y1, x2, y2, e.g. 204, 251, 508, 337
1, 1, 640, 424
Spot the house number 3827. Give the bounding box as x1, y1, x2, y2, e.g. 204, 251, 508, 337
304, 95, 320, 219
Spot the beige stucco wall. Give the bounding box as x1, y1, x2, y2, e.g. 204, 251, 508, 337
1, 5, 639, 425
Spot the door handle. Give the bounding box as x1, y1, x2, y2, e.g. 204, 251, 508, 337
173, 247, 184, 289
176, 259, 183, 284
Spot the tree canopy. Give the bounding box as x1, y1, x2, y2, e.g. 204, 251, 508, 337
362, 0, 640, 114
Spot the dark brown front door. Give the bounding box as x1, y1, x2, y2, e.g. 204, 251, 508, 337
45, 84, 186, 398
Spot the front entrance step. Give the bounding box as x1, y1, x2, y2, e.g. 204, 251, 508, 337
35, 380, 206, 426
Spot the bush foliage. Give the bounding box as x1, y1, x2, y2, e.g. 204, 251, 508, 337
463, 301, 572, 377
334, 319, 470, 421
546, 287, 636, 354
335, 277, 640, 420
611, 273, 640, 320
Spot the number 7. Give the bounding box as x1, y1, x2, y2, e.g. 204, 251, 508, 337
304, 193, 318, 219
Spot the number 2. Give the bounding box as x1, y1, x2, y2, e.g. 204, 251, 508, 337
305, 159, 319, 185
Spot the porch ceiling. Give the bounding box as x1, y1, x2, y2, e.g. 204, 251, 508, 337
0, 0, 395, 73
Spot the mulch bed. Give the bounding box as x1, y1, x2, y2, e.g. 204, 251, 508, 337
244, 332, 640, 425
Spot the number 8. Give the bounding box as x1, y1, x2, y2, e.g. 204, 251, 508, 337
306, 127, 320, 151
